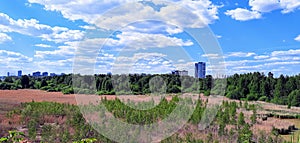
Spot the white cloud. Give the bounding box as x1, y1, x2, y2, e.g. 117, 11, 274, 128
79, 25, 96, 30
249, 0, 281, 13
34, 45, 75, 59
0, 50, 33, 75
249, 0, 300, 14
202, 53, 219, 57
39, 29, 84, 43
227, 0, 300, 21
265, 61, 300, 66
225, 8, 262, 21
223, 48, 300, 75
295, 35, 300, 41
202, 53, 224, 59
28, 0, 220, 30
227, 52, 256, 57
166, 26, 184, 35
215, 35, 222, 39
0, 33, 12, 43
112, 52, 171, 74
114, 32, 193, 49
254, 55, 269, 59
252, 0, 300, 13
271, 49, 300, 56
232, 64, 264, 70
279, 0, 300, 13
0, 13, 84, 43
0, 50, 32, 63
34, 44, 52, 48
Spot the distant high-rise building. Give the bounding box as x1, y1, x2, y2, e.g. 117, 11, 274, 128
42, 72, 48, 77
50, 73, 56, 77
7, 72, 10, 77
172, 70, 188, 76
32, 71, 41, 77
18, 70, 22, 77
195, 62, 206, 78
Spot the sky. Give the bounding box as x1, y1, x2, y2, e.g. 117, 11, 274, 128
0, 0, 300, 77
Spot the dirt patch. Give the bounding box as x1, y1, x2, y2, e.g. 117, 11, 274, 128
0, 89, 77, 104
0, 89, 177, 105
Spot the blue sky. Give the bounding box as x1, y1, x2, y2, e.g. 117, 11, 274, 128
0, 0, 300, 77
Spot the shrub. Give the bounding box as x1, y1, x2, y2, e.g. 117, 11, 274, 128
247, 93, 258, 101
258, 96, 268, 101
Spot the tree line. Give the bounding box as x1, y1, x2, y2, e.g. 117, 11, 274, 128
1, 72, 300, 106
226, 72, 300, 107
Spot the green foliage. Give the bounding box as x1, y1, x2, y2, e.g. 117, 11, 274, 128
250, 108, 257, 125
3, 72, 300, 108
237, 123, 252, 143
226, 72, 300, 106
244, 101, 249, 110
73, 138, 97, 143
20, 75, 30, 88
289, 90, 300, 107
0, 73, 211, 96
237, 112, 245, 128
258, 96, 268, 101
28, 119, 38, 140
0, 131, 25, 143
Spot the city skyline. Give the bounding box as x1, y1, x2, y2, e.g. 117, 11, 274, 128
3, 70, 64, 77
0, 0, 300, 77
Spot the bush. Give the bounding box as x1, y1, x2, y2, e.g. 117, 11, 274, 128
40, 86, 54, 91
247, 93, 258, 101
258, 96, 268, 101
204, 90, 210, 96
226, 90, 241, 99
62, 87, 74, 94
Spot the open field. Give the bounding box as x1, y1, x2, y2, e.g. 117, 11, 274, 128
0, 89, 77, 104
1, 89, 300, 142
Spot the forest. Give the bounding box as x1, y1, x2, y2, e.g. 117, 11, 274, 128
0, 72, 300, 107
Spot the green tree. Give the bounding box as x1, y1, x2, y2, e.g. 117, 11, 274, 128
40, 79, 48, 88
237, 112, 245, 128
289, 90, 300, 107
250, 108, 257, 125
20, 75, 30, 89
238, 124, 252, 143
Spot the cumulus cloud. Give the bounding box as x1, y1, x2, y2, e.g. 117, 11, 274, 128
225, 8, 262, 21
0, 13, 84, 43
112, 52, 173, 74
250, 0, 300, 14
0, 50, 32, 63
0, 33, 12, 43
249, 0, 281, 13
226, 0, 300, 21
28, 0, 220, 30
114, 32, 193, 49
0, 50, 33, 75
278, 0, 300, 13
34, 45, 75, 60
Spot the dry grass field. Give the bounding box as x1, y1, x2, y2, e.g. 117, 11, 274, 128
1, 89, 300, 142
